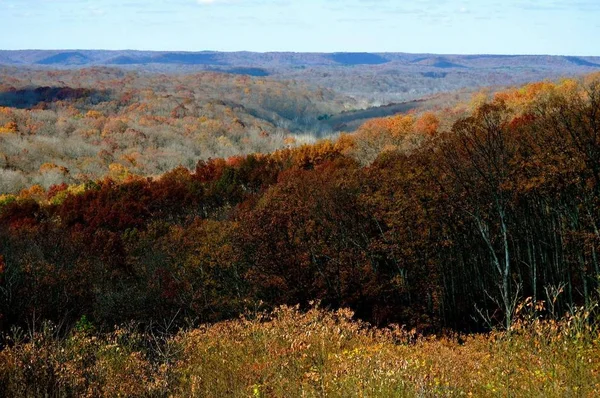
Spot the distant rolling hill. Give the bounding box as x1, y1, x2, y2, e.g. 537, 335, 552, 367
564, 56, 600, 68
36, 51, 92, 65
1, 50, 599, 103
1, 50, 598, 69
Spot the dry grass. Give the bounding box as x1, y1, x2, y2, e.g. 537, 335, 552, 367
1, 303, 599, 397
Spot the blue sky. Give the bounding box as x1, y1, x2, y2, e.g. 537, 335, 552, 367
0, 0, 598, 55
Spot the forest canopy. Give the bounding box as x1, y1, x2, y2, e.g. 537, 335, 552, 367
1, 73, 600, 333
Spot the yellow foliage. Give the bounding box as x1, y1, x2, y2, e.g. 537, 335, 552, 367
108, 163, 130, 182
0, 121, 18, 134
469, 90, 490, 110
583, 72, 600, 86
39, 163, 69, 175
333, 133, 355, 152
0, 106, 13, 116
0, 194, 16, 207
85, 110, 104, 119
19, 184, 45, 201
217, 135, 233, 147
67, 183, 86, 196
556, 78, 580, 96
48, 183, 87, 205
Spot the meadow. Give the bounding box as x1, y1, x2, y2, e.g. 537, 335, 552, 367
1, 301, 599, 397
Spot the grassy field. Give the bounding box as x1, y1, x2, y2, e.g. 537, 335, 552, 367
1, 302, 599, 397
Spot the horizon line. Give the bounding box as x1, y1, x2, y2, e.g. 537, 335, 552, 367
1, 49, 599, 58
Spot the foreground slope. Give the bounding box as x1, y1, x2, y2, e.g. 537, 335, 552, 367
2, 305, 599, 397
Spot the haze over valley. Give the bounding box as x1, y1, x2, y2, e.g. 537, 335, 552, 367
3, 49, 600, 103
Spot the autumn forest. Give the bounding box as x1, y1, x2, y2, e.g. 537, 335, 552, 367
1, 64, 600, 395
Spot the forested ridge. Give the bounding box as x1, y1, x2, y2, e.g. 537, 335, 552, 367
1, 74, 600, 333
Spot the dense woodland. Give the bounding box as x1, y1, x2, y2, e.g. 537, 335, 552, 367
1, 73, 599, 335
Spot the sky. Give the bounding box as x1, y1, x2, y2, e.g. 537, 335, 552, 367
0, 0, 599, 55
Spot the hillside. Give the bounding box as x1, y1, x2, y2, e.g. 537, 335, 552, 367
0, 67, 356, 193
2, 50, 599, 103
